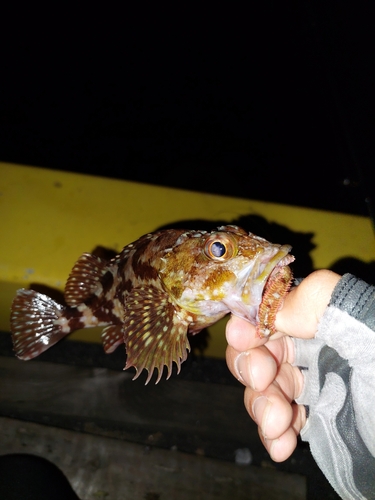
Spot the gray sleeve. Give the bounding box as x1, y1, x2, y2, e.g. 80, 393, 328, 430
293, 274, 375, 500
330, 273, 375, 331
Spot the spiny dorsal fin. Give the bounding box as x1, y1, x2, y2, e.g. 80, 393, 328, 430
123, 286, 190, 384
11, 289, 68, 360
64, 253, 108, 306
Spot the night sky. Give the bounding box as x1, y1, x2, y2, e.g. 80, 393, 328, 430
1, 2, 374, 218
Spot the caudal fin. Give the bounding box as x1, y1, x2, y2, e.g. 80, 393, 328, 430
10, 289, 69, 360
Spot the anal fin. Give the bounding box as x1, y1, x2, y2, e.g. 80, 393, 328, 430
101, 325, 124, 353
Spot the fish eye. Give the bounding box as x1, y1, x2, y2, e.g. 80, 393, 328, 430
204, 234, 237, 261
211, 241, 226, 257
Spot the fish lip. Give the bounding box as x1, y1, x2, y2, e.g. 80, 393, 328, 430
239, 245, 294, 313
253, 244, 294, 286
269, 251, 295, 274
262, 251, 294, 293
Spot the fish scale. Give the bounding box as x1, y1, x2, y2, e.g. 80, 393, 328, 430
10, 225, 294, 384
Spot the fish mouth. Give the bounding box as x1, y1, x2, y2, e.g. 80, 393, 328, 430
239, 244, 294, 324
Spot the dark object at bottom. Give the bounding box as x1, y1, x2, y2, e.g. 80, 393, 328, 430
0, 453, 80, 500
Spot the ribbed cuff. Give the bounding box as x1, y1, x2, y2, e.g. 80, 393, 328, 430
329, 273, 375, 331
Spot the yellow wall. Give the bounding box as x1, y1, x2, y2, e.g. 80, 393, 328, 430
1, 162, 374, 357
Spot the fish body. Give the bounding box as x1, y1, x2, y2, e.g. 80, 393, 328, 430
10, 225, 294, 383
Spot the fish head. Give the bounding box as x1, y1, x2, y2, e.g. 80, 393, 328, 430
159, 225, 294, 327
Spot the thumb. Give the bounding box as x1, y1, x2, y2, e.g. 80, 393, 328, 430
274, 270, 341, 339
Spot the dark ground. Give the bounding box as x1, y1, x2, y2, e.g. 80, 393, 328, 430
1, 2, 374, 221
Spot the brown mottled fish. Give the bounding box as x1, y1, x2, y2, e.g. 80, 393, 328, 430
10, 225, 294, 383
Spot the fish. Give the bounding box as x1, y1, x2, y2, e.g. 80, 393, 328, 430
10, 225, 294, 383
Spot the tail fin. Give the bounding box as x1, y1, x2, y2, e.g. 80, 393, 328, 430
10, 289, 69, 360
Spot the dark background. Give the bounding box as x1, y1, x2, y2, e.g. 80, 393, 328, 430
1, 2, 374, 220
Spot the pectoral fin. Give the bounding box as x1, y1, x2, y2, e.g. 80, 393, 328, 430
123, 286, 190, 384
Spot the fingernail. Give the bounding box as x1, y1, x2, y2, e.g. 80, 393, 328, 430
234, 351, 254, 387
252, 396, 272, 438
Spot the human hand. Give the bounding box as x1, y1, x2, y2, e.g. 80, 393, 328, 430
226, 270, 341, 462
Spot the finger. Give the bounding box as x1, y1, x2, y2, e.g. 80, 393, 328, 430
262, 426, 297, 462
243, 364, 305, 439
225, 315, 267, 351
226, 336, 296, 390
226, 344, 278, 390
260, 404, 307, 462
274, 360, 305, 404
244, 386, 292, 440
